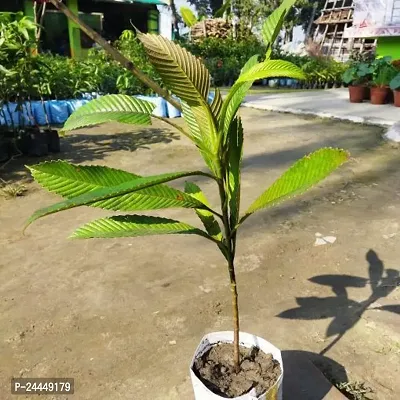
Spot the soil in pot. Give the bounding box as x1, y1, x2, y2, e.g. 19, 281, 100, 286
193, 343, 281, 398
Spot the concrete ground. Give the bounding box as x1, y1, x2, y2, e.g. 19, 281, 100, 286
244, 88, 400, 127
1, 108, 400, 399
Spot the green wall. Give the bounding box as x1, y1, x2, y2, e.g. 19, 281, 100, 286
67, 0, 82, 59
376, 37, 400, 59
147, 10, 159, 34
23, 0, 34, 20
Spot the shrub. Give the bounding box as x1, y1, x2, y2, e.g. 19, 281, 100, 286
181, 37, 266, 85
0, 20, 160, 105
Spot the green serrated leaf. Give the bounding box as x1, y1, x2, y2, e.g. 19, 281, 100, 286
184, 181, 223, 240
28, 161, 206, 211
181, 101, 220, 175
227, 117, 243, 228
241, 54, 260, 75
138, 33, 210, 105
180, 6, 197, 27
62, 94, 155, 132
220, 54, 260, 136
181, 101, 202, 143
26, 170, 210, 230
210, 88, 223, 122
241, 148, 349, 222
236, 60, 305, 84
65, 111, 152, 132
262, 0, 297, 59
139, 34, 220, 176
71, 214, 211, 240
221, 59, 304, 145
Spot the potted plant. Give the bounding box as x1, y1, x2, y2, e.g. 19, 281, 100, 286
342, 62, 372, 103
25, 41, 348, 400
390, 72, 400, 107
370, 57, 398, 105
25, 1, 349, 398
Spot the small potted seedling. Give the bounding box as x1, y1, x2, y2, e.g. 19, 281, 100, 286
370, 57, 398, 105
25, 1, 349, 398
390, 73, 400, 107
342, 61, 372, 103
25, 42, 348, 400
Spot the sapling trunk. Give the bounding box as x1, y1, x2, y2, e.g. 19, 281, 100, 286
219, 181, 241, 372
228, 258, 240, 372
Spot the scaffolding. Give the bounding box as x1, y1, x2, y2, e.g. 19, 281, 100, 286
314, 0, 377, 61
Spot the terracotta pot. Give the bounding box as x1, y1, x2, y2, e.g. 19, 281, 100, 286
394, 90, 400, 107
370, 86, 390, 105
348, 85, 364, 103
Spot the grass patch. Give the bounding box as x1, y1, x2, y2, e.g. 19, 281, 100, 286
335, 381, 374, 400
0, 183, 27, 199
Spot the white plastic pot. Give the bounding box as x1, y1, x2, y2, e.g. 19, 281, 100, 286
190, 331, 283, 400
268, 79, 279, 88
135, 95, 168, 117
166, 95, 181, 118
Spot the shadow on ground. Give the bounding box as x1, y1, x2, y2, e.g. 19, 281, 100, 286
278, 250, 400, 355
282, 350, 348, 399
0, 128, 180, 182
242, 130, 383, 172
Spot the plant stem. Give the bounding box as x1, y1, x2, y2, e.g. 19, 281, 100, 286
48, 0, 182, 111
228, 256, 240, 372
218, 181, 240, 372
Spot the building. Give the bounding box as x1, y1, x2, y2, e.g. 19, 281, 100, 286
1, 0, 169, 58
344, 0, 400, 60
315, 0, 400, 61
314, 0, 376, 61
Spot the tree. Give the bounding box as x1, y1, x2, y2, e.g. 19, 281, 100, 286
297, 0, 325, 38
186, 0, 223, 17
29, 0, 348, 380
